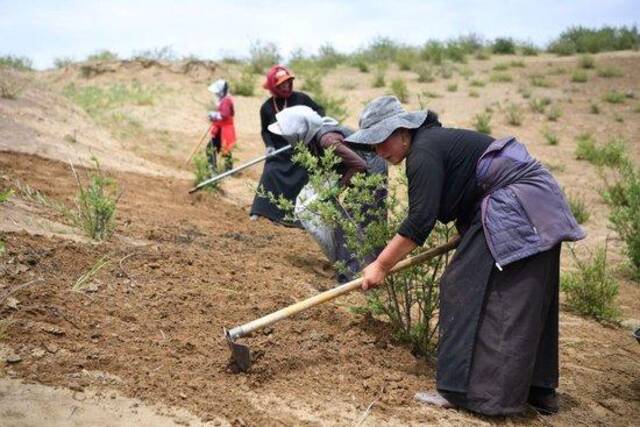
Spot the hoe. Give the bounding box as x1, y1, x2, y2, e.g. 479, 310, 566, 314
225, 236, 460, 372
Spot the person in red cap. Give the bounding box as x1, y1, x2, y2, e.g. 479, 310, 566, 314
249, 64, 324, 226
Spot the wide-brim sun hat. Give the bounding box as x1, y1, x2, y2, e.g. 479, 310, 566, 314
344, 96, 427, 145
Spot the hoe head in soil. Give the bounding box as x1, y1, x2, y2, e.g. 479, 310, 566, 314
224, 327, 251, 372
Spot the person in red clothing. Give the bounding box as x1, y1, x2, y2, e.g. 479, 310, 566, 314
207, 79, 236, 174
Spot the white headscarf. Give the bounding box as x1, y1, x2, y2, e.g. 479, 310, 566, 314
269, 105, 338, 145
208, 79, 228, 103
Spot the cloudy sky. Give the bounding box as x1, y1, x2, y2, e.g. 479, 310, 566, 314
0, 0, 638, 69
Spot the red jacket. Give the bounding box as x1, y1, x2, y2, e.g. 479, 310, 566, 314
210, 96, 236, 154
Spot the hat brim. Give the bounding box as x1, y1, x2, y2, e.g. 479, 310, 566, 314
267, 122, 283, 135
344, 112, 427, 145
275, 75, 295, 86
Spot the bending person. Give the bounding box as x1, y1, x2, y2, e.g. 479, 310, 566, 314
348, 96, 585, 416
206, 79, 236, 174
250, 65, 324, 227
268, 105, 387, 283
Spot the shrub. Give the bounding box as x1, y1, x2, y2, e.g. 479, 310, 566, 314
597, 67, 623, 78
541, 127, 559, 145
70, 158, 119, 240
446, 83, 458, 92
518, 85, 532, 99
510, 60, 525, 68
249, 40, 280, 74
473, 112, 492, 134
372, 65, 386, 88
561, 245, 620, 323
470, 79, 486, 87
54, 57, 74, 68
439, 64, 453, 79
548, 25, 640, 54
87, 50, 118, 61
396, 48, 418, 71
571, 69, 588, 83
530, 74, 553, 87
421, 40, 445, 65
519, 43, 539, 56
192, 152, 217, 191
566, 192, 590, 223
352, 56, 369, 73
490, 72, 512, 83
529, 97, 551, 113
579, 54, 596, 69
492, 37, 516, 54
590, 103, 601, 114
505, 103, 523, 126
0, 55, 33, 70
132, 46, 177, 61
474, 49, 491, 60
575, 134, 627, 167
230, 67, 256, 96
546, 105, 562, 121
390, 78, 409, 103
493, 62, 509, 71
603, 90, 625, 104
0, 78, 24, 99
469, 90, 480, 98
62, 81, 159, 117
414, 63, 435, 83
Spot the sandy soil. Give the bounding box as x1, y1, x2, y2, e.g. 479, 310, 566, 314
0, 52, 639, 426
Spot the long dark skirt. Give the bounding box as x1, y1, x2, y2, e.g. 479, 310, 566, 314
250, 152, 308, 222
437, 216, 560, 415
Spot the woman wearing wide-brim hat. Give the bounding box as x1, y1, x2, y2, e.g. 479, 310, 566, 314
348, 96, 585, 416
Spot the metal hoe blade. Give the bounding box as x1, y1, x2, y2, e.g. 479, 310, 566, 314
224, 328, 251, 372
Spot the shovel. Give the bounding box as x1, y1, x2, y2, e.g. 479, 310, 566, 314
189, 144, 292, 193
224, 235, 460, 372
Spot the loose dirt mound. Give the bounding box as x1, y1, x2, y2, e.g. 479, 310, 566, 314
1, 52, 639, 426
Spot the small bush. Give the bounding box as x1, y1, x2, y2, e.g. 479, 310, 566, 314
390, 78, 409, 103
571, 69, 589, 83
575, 134, 627, 167
372, 65, 386, 88
0, 55, 33, 70
603, 90, 626, 104
546, 105, 562, 121
446, 83, 458, 92
605, 160, 640, 278
474, 49, 491, 60
420, 90, 441, 99
510, 60, 525, 68
490, 72, 512, 83
353, 56, 369, 73
590, 103, 601, 114
518, 86, 532, 99
493, 62, 509, 71
473, 112, 492, 134
421, 40, 445, 65
579, 54, 596, 69
0, 78, 24, 99
439, 64, 453, 79
53, 57, 74, 68
469, 90, 480, 98
470, 79, 486, 87
132, 46, 177, 61
63, 81, 159, 117
249, 40, 280, 74
396, 48, 418, 71
561, 245, 620, 323
566, 192, 590, 224
505, 103, 523, 126
414, 63, 435, 83
230, 67, 256, 96
192, 152, 216, 191
597, 67, 623, 78
541, 127, 559, 145
548, 25, 640, 55
530, 74, 553, 87
87, 50, 118, 61
70, 158, 119, 240
529, 97, 551, 113
492, 38, 516, 54
520, 43, 539, 56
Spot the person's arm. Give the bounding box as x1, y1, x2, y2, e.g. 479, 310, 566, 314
361, 234, 416, 290
318, 132, 367, 186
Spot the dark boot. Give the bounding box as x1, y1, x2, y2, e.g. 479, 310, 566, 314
528, 386, 559, 415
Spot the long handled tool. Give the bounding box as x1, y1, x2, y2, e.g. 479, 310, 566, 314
224, 235, 460, 371
185, 125, 213, 166
188, 144, 292, 193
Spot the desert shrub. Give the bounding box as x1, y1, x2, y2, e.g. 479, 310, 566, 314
132, 46, 177, 61
192, 152, 217, 191
509, 60, 525, 68
70, 158, 119, 240
518, 85, 531, 99
396, 48, 418, 71
548, 25, 640, 54
493, 62, 509, 71
490, 72, 512, 83
566, 192, 590, 224
352, 55, 370, 73
87, 50, 118, 61
504, 103, 523, 126
372, 64, 386, 88
458, 67, 474, 79
519, 43, 539, 56
469, 90, 480, 98
546, 105, 562, 121
470, 79, 486, 87
63, 81, 158, 117
53, 57, 74, 68
390, 78, 409, 103
492, 37, 516, 54
575, 134, 627, 167
474, 49, 491, 60
597, 66, 623, 78
444, 41, 467, 63
579, 54, 596, 69
316, 44, 346, 69
414, 63, 435, 83
530, 74, 553, 87
541, 127, 559, 145
446, 83, 458, 92
249, 40, 280, 74
0, 55, 33, 70
571, 69, 589, 83
420, 90, 441, 99
264, 143, 453, 357
604, 160, 640, 278
561, 245, 620, 323
590, 103, 601, 114
473, 112, 492, 134
603, 90, 626, 104
439, 64, 453, 79
529, 97, 551, 113
0, 78, 23, 100
421, 40, 445, 65
229, 67, 256, 96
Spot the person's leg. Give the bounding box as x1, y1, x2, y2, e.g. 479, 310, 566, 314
223, 152, 233, 171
